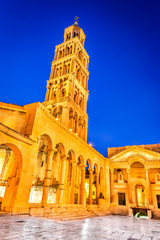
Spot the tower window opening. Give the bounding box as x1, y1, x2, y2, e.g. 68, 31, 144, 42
67, 47, 69, 55
53, 91, 57, 100
74, 32, 79, 38
66, 33, 71, 40
74, 92, 77, 103
53, 108, 58, 118
52, 90, 57, 100
61, 89, 66, 97
82, 76, 85, 87
69, 108, 73, 119
79, 51, 82, 60
59, 50, 62, 59
67, 64, 70, 73
79, 97, 82, 107
70, 46, 72, 54
60, 68, 62, 76
77, 69, 80, 80
58, 106, 63, 122
63, 65, 67, 74
41, 160, 44, 167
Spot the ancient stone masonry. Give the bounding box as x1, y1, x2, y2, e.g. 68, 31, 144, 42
0, 20, 160, 219
0, 20, 109, 219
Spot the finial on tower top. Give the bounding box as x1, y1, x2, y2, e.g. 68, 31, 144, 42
74, 16, 79, 25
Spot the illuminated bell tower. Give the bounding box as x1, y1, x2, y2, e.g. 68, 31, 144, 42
43, 18, 89, 141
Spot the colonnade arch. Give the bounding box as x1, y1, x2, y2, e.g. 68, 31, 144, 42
24, 134, 104, 205
29, 134, 53, 204
0, 143, 22, 211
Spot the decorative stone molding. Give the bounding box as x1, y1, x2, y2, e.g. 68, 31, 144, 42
155, 172, 160, 184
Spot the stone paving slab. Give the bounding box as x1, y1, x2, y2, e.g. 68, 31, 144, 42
0, 215, 160, 239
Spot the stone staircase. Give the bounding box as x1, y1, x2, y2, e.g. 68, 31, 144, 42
0, 211, 11, 216
30, 204, 89, 221
47, 210, 89, 221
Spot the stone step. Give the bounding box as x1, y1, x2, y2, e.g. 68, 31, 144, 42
0, 211, 11, 216
47, 211, 88, 216
61, 215, 89, 221
47, 213, 89, 218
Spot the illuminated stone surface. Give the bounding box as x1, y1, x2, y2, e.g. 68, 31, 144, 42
0, 215, 160, 240
0, 19, 160, 220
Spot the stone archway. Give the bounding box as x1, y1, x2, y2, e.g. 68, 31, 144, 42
55, 143, 67, 204
136, 184, 147, 207
29, 134, 52, 204
0, 143, 23, 212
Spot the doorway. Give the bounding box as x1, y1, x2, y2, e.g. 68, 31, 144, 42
136, 185, 146, 207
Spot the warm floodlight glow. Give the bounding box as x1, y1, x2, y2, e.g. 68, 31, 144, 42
89, 143, 93, 147
70, 129, 72, 131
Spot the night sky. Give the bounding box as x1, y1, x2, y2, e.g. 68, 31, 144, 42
0, 1, 160, 157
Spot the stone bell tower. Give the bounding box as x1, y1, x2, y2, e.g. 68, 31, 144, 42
43, 18, 89, 141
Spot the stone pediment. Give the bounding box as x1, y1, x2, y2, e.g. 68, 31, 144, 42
109, 145, 160, 163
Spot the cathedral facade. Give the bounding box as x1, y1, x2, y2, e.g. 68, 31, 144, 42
0, 21, 160, 219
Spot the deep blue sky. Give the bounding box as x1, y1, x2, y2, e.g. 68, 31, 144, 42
0, 0, 160, 157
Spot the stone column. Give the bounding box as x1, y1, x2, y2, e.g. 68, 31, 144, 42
100, 171, 103, 193
127, 168, 132, 205
95, 170, 99, 205
146, 168, 152, 206
110, 169, 114, 203
57, 155, 67, 203
80, 165, 85, 205
89, 169, 93, 205
70, 161, 77, 204
42, 150, 54, 204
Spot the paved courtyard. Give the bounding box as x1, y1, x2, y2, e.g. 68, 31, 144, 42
0, 215, 160, 240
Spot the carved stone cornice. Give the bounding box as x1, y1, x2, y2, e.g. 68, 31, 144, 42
109, 145, 160, 163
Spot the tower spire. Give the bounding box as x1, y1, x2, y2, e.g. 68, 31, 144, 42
74, 16, 79, 26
